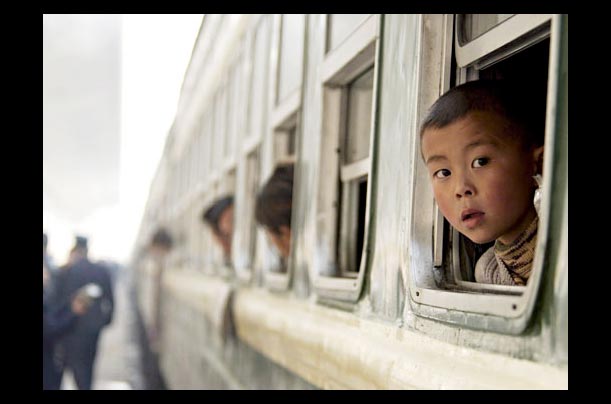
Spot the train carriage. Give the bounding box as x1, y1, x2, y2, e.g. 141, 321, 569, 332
133, 14, 567, 389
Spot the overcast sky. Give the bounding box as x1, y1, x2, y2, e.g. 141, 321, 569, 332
43, 14, 203, 265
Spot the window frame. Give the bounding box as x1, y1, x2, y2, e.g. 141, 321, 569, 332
262, 14, 305, 292
233, 15, 271, 284
312, 14, 380, 302
407, 14, 561, 334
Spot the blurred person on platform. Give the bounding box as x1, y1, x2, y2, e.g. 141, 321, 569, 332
52, 236, 114, 390
43, 233, 92, 390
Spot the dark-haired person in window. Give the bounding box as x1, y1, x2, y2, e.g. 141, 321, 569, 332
147, 228, 173, 353
255, 164, 294, 263
420, 80, 544, 286
202, 196, 234, 264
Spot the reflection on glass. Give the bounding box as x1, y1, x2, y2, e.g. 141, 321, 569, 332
459, 14, 514, 44
345, 67, 374, 164
278, 14, 305, 104
248, 19, 269, 135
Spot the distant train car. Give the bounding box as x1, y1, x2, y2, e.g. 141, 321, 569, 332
132, 14, 567, 389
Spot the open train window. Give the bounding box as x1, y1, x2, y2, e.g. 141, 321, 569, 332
205, 170, 236, 275
232, 15, 271, 284
234, 148, 260, 282
224, 63, 241, 165
265, 114, 298, 287
262, 14, 304, 291
246, 15, 270, 142
313, 14, 379, 302
408, 14, 563, 334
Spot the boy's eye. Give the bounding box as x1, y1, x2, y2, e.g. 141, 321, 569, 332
472, 157, 489, 168
434, 169, 451, 179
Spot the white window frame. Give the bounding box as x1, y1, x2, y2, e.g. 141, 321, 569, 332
312, 14, 379, 302
233, 15, 271, 284
261, 14, 305, 291
234, 142, 260, 283
407, 14, 560, 334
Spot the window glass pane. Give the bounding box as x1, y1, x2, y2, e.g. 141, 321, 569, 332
460, 14, 514, 43
278, 14, 305, 103
226, 65, 240, 158
217, 87, 229, 159
327, 14, 369, 52
212, 99, 221, 170
345, 67, 374, 164
338, 177, 367, 274
205, 109, 214, 176
287, 125, 296, 155
274, 124, 296, 163
245, 152, 259, 264
248, 19, 269, 136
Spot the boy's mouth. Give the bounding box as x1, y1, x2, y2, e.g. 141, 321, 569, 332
461, 209, 485, 228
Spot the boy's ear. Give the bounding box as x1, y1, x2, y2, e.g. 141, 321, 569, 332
533, 145, 544, 175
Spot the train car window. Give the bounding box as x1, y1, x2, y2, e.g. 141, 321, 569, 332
212, 94, 223, 175
408, 14, 559, 334
179, 155, 187, 200
344, 68, 373, 164
188, 202, 199, 271
203, 108, 214, 180
247, 17, 271, 140
459, 14, 514, 43
234, 148, 260, 282
338, 67, 373, 276
219, 82, 231, 161
201, 195, 215, 275
189, 136, 198, 191
221, 169, 237, 275
195, 124, 204, 189
326, 14, 370, 53
205, 170, 237, 274
454, 14, 551, 70
277, 14, 305, 105
273, 122, 297, 164
313, 14, 379, 302
263, 14, 304, 291
226, 61, 242, 164
233, 16, 270, 284
264, 120, 297, 287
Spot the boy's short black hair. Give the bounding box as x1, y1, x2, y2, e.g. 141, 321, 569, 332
420, 79, 545, 148
202, 196, 234, 233
151, 228, 173, 249
255, 164, 294, 235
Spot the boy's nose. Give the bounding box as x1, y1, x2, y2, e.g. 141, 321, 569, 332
456, 189, 473, 198
454, 176, 475, 199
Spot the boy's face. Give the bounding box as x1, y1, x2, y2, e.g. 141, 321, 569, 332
214, 205, 234, 259
421, 110, 540, 245
265, 225, 291, 259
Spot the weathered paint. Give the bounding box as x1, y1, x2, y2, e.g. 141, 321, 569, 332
233, 287, 567, 389
158, 269, 315, 389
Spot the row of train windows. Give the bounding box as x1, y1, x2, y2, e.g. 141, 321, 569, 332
164, 14, 561, 333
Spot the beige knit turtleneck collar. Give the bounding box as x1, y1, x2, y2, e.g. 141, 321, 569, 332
494, 217, 539, 286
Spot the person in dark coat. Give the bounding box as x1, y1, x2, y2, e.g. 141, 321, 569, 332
52, 236, 114, 390
43, 288, 89, 389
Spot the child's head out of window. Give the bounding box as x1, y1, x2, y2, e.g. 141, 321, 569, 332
419, 80, 544, 247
